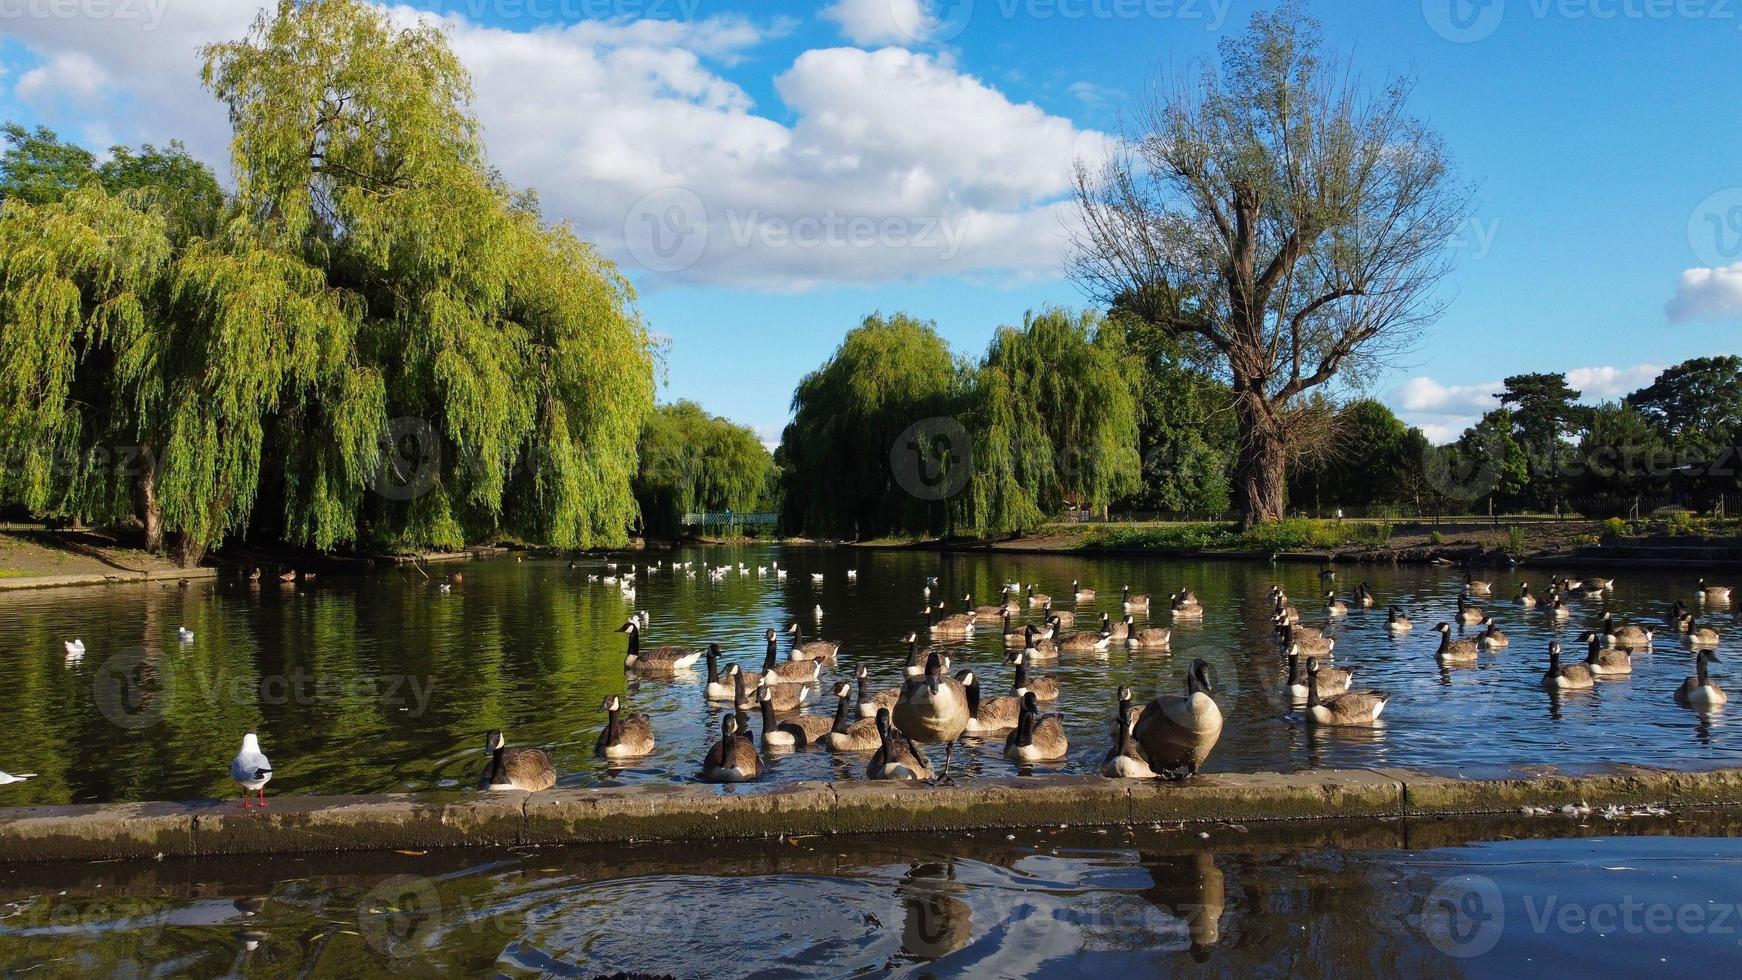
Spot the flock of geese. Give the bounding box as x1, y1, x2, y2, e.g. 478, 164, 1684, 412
3, 561, 1732, 806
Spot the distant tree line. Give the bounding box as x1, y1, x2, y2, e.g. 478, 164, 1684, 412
632, 401, 778, 538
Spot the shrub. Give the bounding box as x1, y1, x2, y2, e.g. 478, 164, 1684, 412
1507, 526, 1528, 554
1429, 530, 1446, 546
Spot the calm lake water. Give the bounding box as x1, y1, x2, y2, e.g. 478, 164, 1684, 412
0, 544, 1736, 805
4, 819, 1742, 976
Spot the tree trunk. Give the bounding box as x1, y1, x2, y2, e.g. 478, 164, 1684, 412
135, 445, 163, 554
173, 532, 207, 569
1235, 391, 1288, 526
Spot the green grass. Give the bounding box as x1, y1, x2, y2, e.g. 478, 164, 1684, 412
1085, 518, 1393, 553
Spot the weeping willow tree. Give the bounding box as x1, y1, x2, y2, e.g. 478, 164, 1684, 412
779, 313, 960, 539
202, 0, 652, 552
634, 401, 774, 537
961, 309, 1140, 526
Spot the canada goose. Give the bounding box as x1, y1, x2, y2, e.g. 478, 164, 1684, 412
1101, 612, 1130, 640
1353, 583, 1375, 608
926, 601, 975, 638
826, 682, 882, 751
1122, 585, 1151, 613
1043, 601, 1074, 629
1548, 594, 1571, 620
857, 665, 901, 720
1477, 617, 1510, 649
1007, 654, 1061, 702
1601, 613, 1654, 650
1433, 622, 1480, 665
759, 685, 834, 751
1027, 584, 1051, 608
1107, 684, 1139, 738
0, 771, 35, 785
1386, 607, 1413, 634
1456, 597, 1485, 626
231, 733, 274, 808
973, 589, 1018, 624
1675, 649, 1728, 709
785, 622, 840, 661
1057, 625, 1112, 654
1517, 583, 1538, 607
175, 626, 194, 643
1303, 659, 1388, 725
1023, 623, 1060, 661
477, 730, 555, 793
762, 630, 824, 684
1004, 691, 1068, 762
1698, 578, 1733, 602
1688, 619, 1721, 648
1583, 632, 1632, 676
868, 708, 933, 781
1668, 600, 1694, 633
1324, 591, 1348, 617
1132, 659, 1222, 777
1286, 646, 1354, 698
1125, 615, 1171, 650
63, 638, 84, 661
894, 651, 970, 781
617, 621, 702, 674
1540, 640, 1595, 690
1171, 588, 1202, 610
1586, 576, 1615, 591
703, 644, 748, 701
1273, 600, 1301, 625
998, 611, 1028, 649
700, 715, 761, 783
1171, 601, 1204, 622
958, 670, 1022, 734
1464, 573, 1493, 596
1072, 579, 1095, 602
1287, 628, 1335, 660
594, 695, 655, 759
735, 669, 811, 712
1101, 695, 1155, 779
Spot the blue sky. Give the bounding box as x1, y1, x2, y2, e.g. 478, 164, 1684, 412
3, 0, 1739, 445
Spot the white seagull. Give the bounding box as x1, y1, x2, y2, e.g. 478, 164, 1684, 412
231, 733, 273, 810
64, 639, 84, 661
0, 771, 35, 785
176, 627, 195, 643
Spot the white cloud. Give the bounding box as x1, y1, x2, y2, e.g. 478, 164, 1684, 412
1666, 262, 1742, 322
822, 0, 928, 46
1567, 363, 1662, 401
4, 2, 1105, 291
15, 51, 110, 110
1415, 420, 1472, 446
1392, 376, 1502, 414
1066, 80, 1121, 107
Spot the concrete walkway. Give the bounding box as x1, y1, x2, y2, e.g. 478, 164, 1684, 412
3, 765, 1739, 864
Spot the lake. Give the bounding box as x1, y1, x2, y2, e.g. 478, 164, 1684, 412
0, 544, 1735, 805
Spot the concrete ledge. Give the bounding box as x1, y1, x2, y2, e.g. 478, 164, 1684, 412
4, 766, 1741, 864
0, 566, 219, 592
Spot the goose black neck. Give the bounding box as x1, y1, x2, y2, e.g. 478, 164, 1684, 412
486, 746, 507, 785
1305, 669, 1320, 708
833, 692, 853, 733
1287, 653, 1301, 685
1014, 702, 1035, 746
963, 677, 981, 714
763, 638, 778, 671
760, 696, 776, 728
1698, 652, 1711, 686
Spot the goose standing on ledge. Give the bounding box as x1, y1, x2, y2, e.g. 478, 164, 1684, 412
232, 733, 274, 808
700, 715, 761, 783
1675, 649, 1728, 709
594, 695, 655, 759
894, 651, 969, 782
1132, 659, 1222, 778
617, 621, 702, 674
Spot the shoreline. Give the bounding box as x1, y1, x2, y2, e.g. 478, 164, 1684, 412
3, 765, 1739, 864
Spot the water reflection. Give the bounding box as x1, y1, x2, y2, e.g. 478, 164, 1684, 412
1, 545, 1739, 805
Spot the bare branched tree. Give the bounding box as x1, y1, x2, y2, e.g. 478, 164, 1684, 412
1069, 2, 1470, 524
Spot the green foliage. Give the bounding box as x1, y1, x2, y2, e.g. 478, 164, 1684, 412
1506, 525, 1527, 555
1429, 530, 1446, 546
1289, 399, 1412, 510
0, 0, 652, 562
634, 402, 773, 537
1089, 517, 1379, 552
779, 313, 960, 539
1601, 517, 1627, 541
1116, 312, 1235, 515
